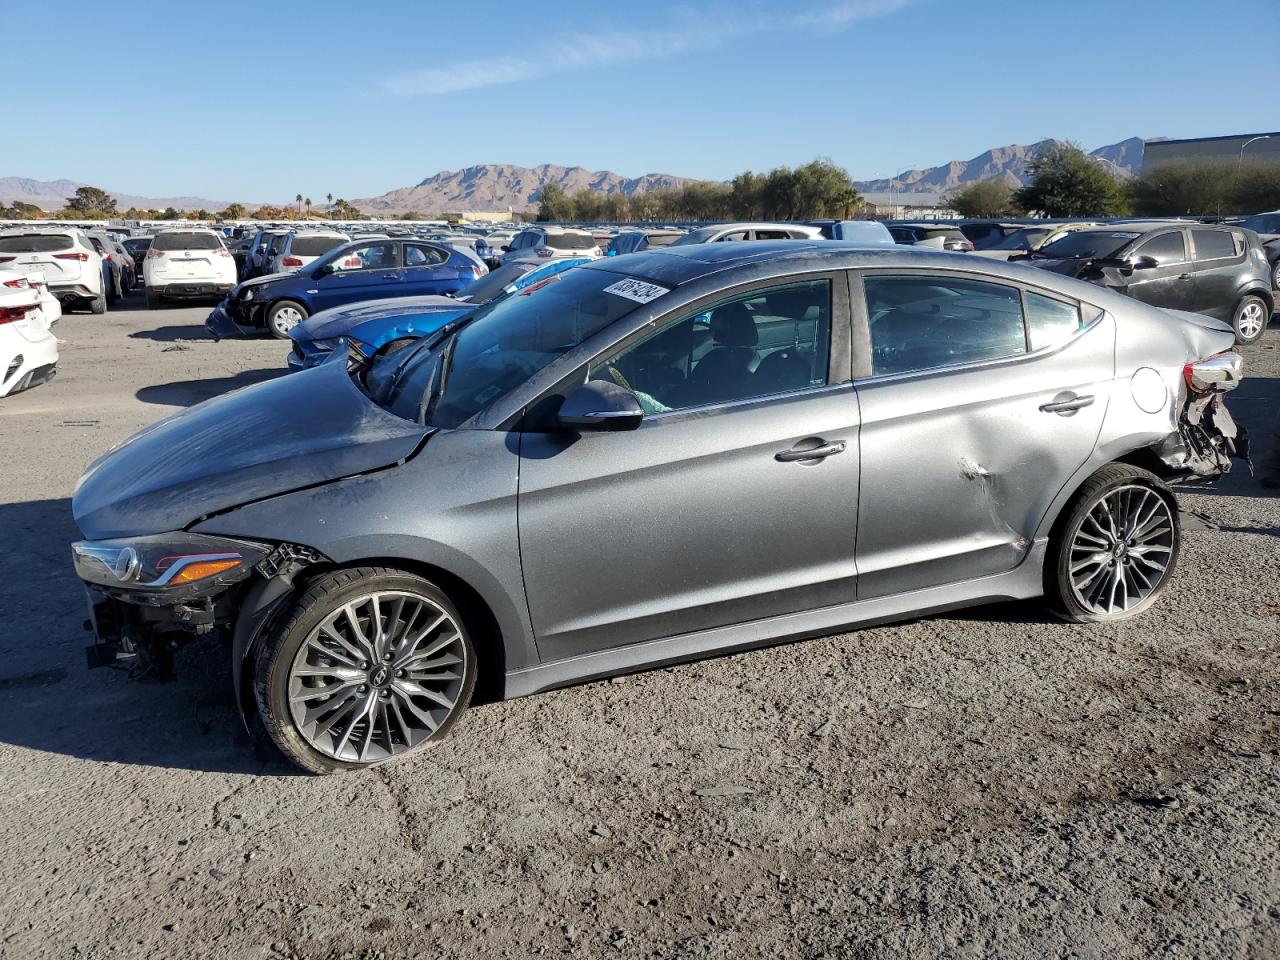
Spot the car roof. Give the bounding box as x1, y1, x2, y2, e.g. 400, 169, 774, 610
892, 222, 963, 230
1072, 221, 1196, 235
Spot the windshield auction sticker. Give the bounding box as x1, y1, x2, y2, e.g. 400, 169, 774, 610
603, 278, 670, 304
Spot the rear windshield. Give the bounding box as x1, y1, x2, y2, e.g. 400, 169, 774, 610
291, 236, 348, 257
151, 232, 222, 252
644, 233, 682, 247
124, 238, 152, 251
671, 227, 719, 246
545, 233, 598, 250
0, 234, 74, 253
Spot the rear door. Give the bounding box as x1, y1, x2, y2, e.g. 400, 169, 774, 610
401, 242, 464, 296
1188, 228, 1246, 321
1122, 228, 1194, 311
307, 241, 402, 311
851, 270, 1111, 598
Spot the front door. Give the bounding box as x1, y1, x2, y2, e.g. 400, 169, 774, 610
517, 276, 861, 662
1120, 228, 1194, 312
853, 271, 1112, 598
309, 241, 402, 312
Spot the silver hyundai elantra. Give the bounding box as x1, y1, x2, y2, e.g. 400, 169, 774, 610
71, 242, 1247, 772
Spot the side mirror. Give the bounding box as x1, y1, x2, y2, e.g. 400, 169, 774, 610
1128, 254, 1158, 272
499, 245, 510, 252
314, 263, 334, 278
558, 380, 643, 432
267, 248, 278, 258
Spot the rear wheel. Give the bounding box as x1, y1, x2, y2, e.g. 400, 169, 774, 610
253, 567, 476, 774
1045, 464, 1180, 623
1232, 294, 1269, 344
89, 293, 107, 315
106, 275, 118, 307
267, 300, 307, 339
145, 290, 161, 310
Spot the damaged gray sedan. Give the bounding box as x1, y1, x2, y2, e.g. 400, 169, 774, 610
71, 243, 1247, 773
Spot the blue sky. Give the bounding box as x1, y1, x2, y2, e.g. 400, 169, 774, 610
7, 0, 1277, 203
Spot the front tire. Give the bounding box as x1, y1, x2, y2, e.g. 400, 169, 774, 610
253, 567, 476, 774
267, 300, 307, 339
1232, 294, 1269, 344
1045, 464, 1180, 623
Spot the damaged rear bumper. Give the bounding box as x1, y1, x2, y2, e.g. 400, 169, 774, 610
1156, 355, 1249, 478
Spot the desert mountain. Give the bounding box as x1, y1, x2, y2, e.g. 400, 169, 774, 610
0, 177, 241, 212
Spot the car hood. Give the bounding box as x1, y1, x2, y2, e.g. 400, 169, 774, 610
1021, 257, 1092, 278
73, 359, 429, 539
293, 296, 470, 342
236, 271, 295, 291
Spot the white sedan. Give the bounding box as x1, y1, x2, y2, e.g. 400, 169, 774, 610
0, 270, 58, 397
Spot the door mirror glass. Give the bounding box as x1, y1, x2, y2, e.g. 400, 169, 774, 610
314, 263, 334, 278
500, 245, 510, 252
558, 380, 643, 431
1128, 254, 1158, 272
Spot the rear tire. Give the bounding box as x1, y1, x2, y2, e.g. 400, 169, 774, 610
145, 290, 161, 310
253, 567, 477, 774
267, 300, 308, 339
1044, 463, 1180, 623
89, 293, 107, 315
106, 277, 118, 307
1232, 294, 1269, 344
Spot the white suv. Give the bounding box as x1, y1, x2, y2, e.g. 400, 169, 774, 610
0, 229, 109, 314
501, 227, 601, 265
271, 230, 350, 274
144, 229, 237, 308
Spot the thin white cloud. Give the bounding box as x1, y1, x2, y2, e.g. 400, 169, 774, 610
379, 0, 910, 98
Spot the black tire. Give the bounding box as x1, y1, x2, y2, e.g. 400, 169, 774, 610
267, 300, 308, 339
1271, 260, 1280, 291
253, 566, 477, 774
1231, 294, 1269, 344
106, 276, 118, 307
89, 293, 107, 315
145, 290, 161, 310
1044, 463, 1180, 623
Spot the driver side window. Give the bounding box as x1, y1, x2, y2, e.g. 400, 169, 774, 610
589, 280, 832, 414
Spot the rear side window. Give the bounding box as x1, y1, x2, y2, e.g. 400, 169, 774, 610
863, 275, 1026, 376
1135, 231, 1186, 265
1025, 292, 1084, 352
404, 243, 447, 267
290, 236, 347, 257
0, 234, 74, 252
545, 233, 598, 251
152, 232, 221, 251
1191, 229, 1237, 261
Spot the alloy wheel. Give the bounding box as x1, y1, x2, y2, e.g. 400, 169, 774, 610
286, 590, 468, 763
1067, 484, 1175, 616
1237, 300, 1266, 340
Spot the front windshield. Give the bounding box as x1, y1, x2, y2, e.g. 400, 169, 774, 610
456, 262, 536, 303
1037, 230, 1138, 260
370, 268, 653, 427
989, 227, 1050, 251
670, 227, 719, 246
1239, 213, 1280, 234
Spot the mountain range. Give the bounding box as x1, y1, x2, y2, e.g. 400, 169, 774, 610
1, 136, 1151, 215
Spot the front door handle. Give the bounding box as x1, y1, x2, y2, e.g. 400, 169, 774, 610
1178, 272, 1193, 280
1040, 394, 1095, 415
775, 439, 846, 462
381, 273, 400, 280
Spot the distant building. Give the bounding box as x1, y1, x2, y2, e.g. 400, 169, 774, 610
1144, 133, 1280, 170
446, 209, 512, 224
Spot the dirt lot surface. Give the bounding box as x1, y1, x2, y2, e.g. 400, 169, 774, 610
1, 291, 1277, 959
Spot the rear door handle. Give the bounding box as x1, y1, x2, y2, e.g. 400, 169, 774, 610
1039, 394, 1095, 415
1178, 273, 1193, 280
775, 440, 846, 462
381, 273, 401, 280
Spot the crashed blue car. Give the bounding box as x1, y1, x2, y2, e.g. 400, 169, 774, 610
287, 257, 592, 371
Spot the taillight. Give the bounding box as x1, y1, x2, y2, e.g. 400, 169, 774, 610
55, 252, 89, 261
1183, 352, 1243, 394
281, 256, 303, 267
146, 248, 164, 259
0, 305, 32, 325
0, 256, 14, 263
214, 247, 232, 257
535, 247, 553, 258
2, 277, 29, 288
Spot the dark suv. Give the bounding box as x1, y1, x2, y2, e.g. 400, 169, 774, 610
1024, 222, 1274, 343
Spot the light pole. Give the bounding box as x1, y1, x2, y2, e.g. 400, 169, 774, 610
1239, 134, 1271, 171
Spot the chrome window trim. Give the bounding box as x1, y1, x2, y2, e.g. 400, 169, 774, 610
639, 381, 854, 425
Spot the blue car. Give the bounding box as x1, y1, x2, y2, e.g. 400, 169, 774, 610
287, 257, 592, 371
206, 237, 486, 340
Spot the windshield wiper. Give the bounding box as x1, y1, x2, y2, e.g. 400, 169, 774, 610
418, 332, 458, 425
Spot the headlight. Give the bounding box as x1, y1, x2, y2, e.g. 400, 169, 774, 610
72, 533, 270, 591
309, 337, 342, 352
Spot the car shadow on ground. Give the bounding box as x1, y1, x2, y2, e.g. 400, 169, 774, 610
135, 368, 286, 407
0, 497, 299, 775
129, 325, 216, 343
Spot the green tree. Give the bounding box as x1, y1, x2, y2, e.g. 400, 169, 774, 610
305, 197, 313, 217
64, 185, 117, 217
535, 182, 574, 222
220, 202, 247, 219
295, 193, 303, 215
947, 180, 1022, 218
1015, 143, 1128, 217
326, 192, 334, 209
161, 206, 181, 220
3, 201, 43, 219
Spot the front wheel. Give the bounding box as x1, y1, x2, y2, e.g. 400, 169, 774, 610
253, 567, 477, 774
267, 300, 307, 339
1045, 464, 1180, 623
1232, 294, 1269, 344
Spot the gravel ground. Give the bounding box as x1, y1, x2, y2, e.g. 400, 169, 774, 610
0, 291, 1277, 960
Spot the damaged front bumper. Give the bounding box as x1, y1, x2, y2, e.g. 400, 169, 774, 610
205, 297, 265, 340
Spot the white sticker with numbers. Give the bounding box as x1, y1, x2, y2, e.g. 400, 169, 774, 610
603, 278, 670, 304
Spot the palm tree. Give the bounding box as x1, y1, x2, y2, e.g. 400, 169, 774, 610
305, 197, 313, 218
326, 192, 333, 208
295, 193, 303, 215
